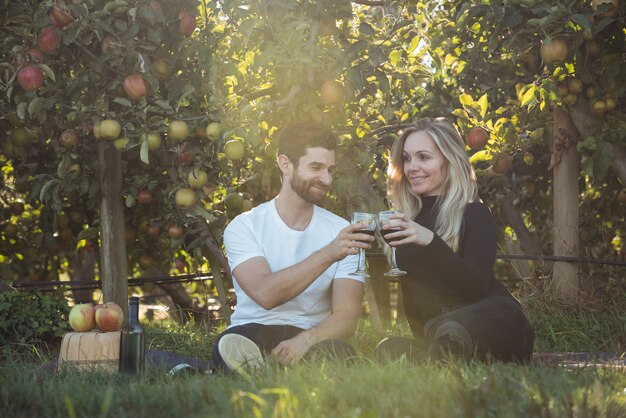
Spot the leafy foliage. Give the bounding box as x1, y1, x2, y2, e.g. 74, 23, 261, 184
0, 290, 70, 345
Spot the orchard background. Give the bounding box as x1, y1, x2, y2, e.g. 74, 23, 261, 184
0, 0, 624, 325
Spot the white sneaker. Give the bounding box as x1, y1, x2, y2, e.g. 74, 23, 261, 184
218, 334, 264, 372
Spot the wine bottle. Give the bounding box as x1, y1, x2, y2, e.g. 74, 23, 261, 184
119, 296, 145, 376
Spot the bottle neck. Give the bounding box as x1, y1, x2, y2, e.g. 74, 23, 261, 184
128, 299, 139, 325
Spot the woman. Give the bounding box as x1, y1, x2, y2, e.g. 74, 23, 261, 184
375, 117, 534, 363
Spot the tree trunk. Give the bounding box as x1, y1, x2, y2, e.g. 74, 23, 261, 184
551, 107, 580, 304
98, 141, 128, 319
70, 249, 97, 304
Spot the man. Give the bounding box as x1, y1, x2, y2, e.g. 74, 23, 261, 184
212, 122, 373, 372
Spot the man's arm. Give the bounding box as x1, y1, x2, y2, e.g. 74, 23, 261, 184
232, 222, 372, 310
271, 278, 364, 364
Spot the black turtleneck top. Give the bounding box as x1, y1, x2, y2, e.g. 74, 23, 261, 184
395, 195, 512, 333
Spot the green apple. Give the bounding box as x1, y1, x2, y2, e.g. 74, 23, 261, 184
187, 167, 209, 189
205, 122, 222, 140
168, 120, 190, 142
140, 132, 162, 150
224, 139, 244, 160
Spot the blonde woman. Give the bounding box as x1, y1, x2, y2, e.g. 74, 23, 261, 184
375, 117, 534, 363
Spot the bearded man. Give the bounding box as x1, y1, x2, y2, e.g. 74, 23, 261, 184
212, 122, 373, 373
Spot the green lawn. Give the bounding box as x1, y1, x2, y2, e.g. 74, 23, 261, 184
1, 295, 625, 418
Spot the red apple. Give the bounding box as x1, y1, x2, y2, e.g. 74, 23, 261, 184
37, 27, 60, 55
50, 2, 74, 28
59, 129, 79, 148
139, 254, 154, 269
168, 225, 184, 239
137, 188, 153, 204
17, 65, 45, 91
147, 223, 160, 237
101, 34, 114, 54
95, 302, 124, 331
174, 258, 185, 273
179, 10, 196, 36
69, 303, 96, 332
123, 73, 148, 101
466, 127, 489, 150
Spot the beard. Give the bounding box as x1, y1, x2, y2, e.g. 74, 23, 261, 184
290, 170, 329, 206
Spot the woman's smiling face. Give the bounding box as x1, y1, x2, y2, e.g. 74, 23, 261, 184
402, 130, 448, 197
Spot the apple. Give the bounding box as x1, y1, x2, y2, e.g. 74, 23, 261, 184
137, 188, 152, 204
557, 83, 569, 97
124, 73, 148, 101
205, 122, 222, 139
320, 80, 345, 105
4, 223, 19, 239
168, 120, 190, 142
592, 0, 619, 17
147, 224, 160, 237
179, 10, 197, 36
563, 93, 578, 106
93, 119, 121, 140
101, 34, 114, 54
591, 99, 607, 114
17, 65, 45, 91
168, 225, 184, 239
11, 127, 33, 146
175, 188, 197, 208
466, 127, 489, 150
69, 303, 96, 332
491, 153, 512, 174
224, 139, 245, 161
37, 27, 60, 55
618, 188, 626, 204
95, 302, 124, 331
540, 36, 567, 65
568, 78, 583, 94
140, 132, 161, 149
176, 149, 193, 165
59, 129, 79, 148
152, 58, 171, 80
16, 48, 44, 65
139, 254, 154, 269
113, 137, 129, 150
224, 192, 243, 211
241, 199, 253, 212
174, 258, 185, 273
585, 86, 597, 99
605, 98, 616, 111
187, 167, 208, 189
50, 2, 74, 28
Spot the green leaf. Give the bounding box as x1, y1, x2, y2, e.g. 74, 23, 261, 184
469, 150, 491, 164
17, 102, 27, 119
520, 85, 536, 107
27, 97, 43, 118
113, 97, 132, 107
189, 205, 216, 222
38, 64, 55, 82
140, 140, 149, 164
570, 14, 592, 32
77, 228, 99, 241
459, 93, 473, 106
477, 93, 488, 118
389, 50, 402, 67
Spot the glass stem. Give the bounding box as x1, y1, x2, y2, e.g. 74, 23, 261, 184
390, 248, 398, 269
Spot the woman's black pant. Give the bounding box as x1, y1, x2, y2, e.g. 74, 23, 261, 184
376, 295, 534, 363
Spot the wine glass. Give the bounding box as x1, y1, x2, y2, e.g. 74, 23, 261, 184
350, 212, 377, 277
378, 210, 407, 277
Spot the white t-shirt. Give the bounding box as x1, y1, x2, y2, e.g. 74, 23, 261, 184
224, 199, 362, 329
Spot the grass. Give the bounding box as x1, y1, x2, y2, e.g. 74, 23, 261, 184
1, 293, 625, 418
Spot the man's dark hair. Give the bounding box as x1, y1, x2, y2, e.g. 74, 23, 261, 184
276, 122, 338, 167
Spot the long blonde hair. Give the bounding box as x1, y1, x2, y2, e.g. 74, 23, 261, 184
387, 117, 478, 251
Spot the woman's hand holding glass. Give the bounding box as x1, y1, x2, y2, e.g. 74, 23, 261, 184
377, 210, 407, 277
350, 212, 377, 277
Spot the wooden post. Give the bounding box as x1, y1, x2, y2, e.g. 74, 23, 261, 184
98, 141, 128, 318
551, 107, 580, 303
